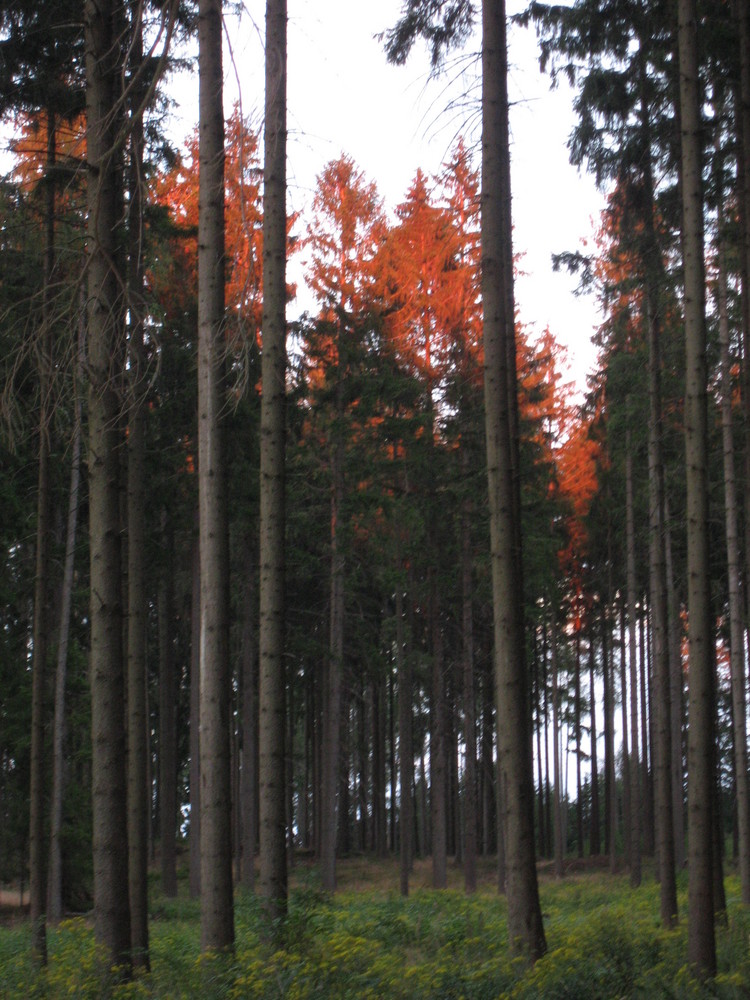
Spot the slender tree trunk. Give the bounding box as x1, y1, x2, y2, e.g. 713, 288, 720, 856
552, 617, 564, 878
86, 0, 131, 967
462, 482, 477, 893
159, 525, 177, 897
189, 528, 201, 898
575, 631, 584, 859
48, 321, 83, 926
664, 504, 685, 867
716, 156, 750, 905
30, 112, 57, 964
259, 0, 288, 925
640, 605, 655, 855
431, 585, 448, 889
241, 538, 258, 892
126, 24, 150, 955
625, 433, 641, 887
589, 634, 601, 855
482, 0, 545, 959
198, 0, 234, 952
679, 0, 716, 974
321, 437, 344, 891
397, 585, 413, 895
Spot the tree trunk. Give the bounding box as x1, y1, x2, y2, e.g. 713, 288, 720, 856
240, 538, 258, 892
461, 482, 478, 893
397, 586, 413, 895
159, 525, 177, 897
259, 0, 288, 926
679, 0, 716, 974
552, 616, 564, 878
198, 0, 234, 952
716, 147, 750, 905
482, 0, 545, 959
430, 585, 448, 889
625, 432, 641, 887
30, 111, 57, 964
86, 0, 131, 968
126, 23, 150, 954
321, 437, 344, 891
588, 634, 601, 855
48, 322, 83, 926
189, 528, 201, 898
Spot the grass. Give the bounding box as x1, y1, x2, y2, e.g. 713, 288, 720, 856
1, 858, 749, 998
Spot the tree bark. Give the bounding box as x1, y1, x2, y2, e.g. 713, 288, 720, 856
240, 538, 258, 892
86, 0, 131, 967
678, 0, 716, 974
259, 0, 288, 925
30, 111, 56, 964
48, 318, 83, 926
159, 523, 177, 898
625, 431, 641, 887
481, 0, 545, 959
126, 25, 150, 954
715, 184, 750, 904
198, 0, 234, 952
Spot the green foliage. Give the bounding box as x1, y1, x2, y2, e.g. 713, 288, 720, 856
3, 870, 750, 998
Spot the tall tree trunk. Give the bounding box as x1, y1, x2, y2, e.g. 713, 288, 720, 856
321, 437, 344, 891
461, 482, 478, 893
716, 145, 750, 905
189, 528, 201, 898
397, 585, 413, 895
679, 0, 716, 974
575, 631, 584, 859
241, 538, 258, 892
198, 0, 234, 952
259, 0, 288, 925
86, 0, 131, 968
48, 318, 83, 926
30, 111, 57, 964
552, 617, 564, 878
625, 431, 641, 887
159, 525, 177, 897
640, 604, 655, 855
664, 503, 685, 867
430, 585, 448, 889
588, 634, 601, 855
482, 0, 545, 959
126, 17, 150, 954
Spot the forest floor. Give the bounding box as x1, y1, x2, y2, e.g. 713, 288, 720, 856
0, 856, 748, 998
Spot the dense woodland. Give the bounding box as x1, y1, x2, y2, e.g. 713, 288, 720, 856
1, 0, 749, 988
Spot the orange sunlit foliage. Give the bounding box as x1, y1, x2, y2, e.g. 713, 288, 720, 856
10, 112, 87, 194
150, 106, 265, 344
303, 154, 386, 382
376, 156, 480, 391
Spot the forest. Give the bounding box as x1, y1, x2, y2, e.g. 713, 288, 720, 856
1, 0, 750, 995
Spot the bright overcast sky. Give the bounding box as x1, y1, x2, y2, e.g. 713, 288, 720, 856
177, 1, 606, 391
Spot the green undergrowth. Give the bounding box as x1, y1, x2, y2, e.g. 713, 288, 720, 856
1, 868, 749, 999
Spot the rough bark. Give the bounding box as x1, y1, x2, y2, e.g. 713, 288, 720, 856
86, 0, 131, 967
482, 0, 545, 959
159, 527, 177, 898
678, 0, 716, 974
198, 0, 234, 952
30, 112, 56, 964
240, 538, 258, 892
259, 0, 289, 925
625, 432, 641, 887
461, 480, 477, 893
48, 321, 83, 926
716, 188, 750, 904
126, 1, 150, 965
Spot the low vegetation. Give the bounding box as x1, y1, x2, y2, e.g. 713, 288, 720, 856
1, 859, 748, 998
